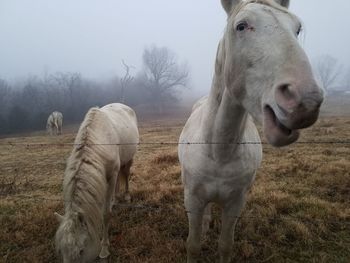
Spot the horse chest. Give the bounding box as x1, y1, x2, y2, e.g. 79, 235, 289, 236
184, 148, 261, 202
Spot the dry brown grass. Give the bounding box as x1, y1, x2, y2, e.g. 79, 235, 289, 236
0, 117, 349, 263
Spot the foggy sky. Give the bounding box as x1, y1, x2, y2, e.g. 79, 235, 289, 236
1, 0, 349, 96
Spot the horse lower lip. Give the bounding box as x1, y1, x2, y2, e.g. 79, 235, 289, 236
276, 118, 292, 136
264, 105, 293, 136
263, 106, 300, 147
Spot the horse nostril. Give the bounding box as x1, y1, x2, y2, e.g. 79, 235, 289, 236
278, 84, 293, 100
275, 84, 299, 112
279, 84, 289, 95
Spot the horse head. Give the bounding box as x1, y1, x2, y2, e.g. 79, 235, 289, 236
220, 0, 323, 146
54, 211, 101, 263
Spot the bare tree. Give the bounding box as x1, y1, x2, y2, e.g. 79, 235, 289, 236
119, 60, 134, 103
343, 67, 350, 91
0, 79, 11, 114
52, 72, 82, 106
52, 72, 82, 99
142, 45, 189, 113
315, 55, 342, 92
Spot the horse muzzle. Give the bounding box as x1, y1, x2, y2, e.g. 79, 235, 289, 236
263, 82, 324, 147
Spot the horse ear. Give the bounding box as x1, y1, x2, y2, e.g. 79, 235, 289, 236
221, 0, 241, 15
274, 0, 290, 8
54, 212, 64, 223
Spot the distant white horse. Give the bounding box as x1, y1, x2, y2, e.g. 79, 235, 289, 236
54, 103, 139, 263
47, 111, 63, 135
178, 0, 324, 262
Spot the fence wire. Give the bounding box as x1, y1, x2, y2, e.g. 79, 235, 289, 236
1, 140, 350, 147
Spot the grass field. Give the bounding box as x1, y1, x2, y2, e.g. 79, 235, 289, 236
0, 115, 349, 263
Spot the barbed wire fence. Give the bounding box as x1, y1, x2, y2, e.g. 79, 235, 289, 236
1, 140, 350, 147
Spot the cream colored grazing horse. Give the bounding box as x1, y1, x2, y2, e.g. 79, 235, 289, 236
47, 111, 63, 135
178, 0, 324, 262
54, 103, 139, 263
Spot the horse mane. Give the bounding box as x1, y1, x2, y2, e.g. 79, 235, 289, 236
62, 107, 108, 241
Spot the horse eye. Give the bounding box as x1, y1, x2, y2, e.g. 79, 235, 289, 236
79, 249, 84, 256
236, 22, 248, 32
296, 25, 302, 36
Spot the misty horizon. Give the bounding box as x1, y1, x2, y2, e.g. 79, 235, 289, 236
1, 0, 350, 96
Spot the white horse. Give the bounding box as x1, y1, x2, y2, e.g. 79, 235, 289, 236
54, 103, 139, 263
47, 111, 63, 135
178, 0, 324, 262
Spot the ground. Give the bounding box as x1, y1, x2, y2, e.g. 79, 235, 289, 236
0, 116, 349, 263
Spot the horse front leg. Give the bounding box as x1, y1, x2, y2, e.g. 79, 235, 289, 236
219, 193, 246, 263
99, 166, 119, 259
185, 191, 206, 263
202, 203, 212, 235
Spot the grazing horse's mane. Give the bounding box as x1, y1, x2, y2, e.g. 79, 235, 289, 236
60, 107, 108, 243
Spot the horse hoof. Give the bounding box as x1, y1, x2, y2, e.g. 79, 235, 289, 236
202, 222, 210, 235
124, 194, 131, 203
99, 247, 110, 259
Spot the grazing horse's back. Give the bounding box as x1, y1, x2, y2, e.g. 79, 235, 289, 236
99, 103, 139, 164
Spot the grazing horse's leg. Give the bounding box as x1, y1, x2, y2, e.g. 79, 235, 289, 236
100, 166, 119, 259
55, 123, 59, 136
185, 192, 206, 263
115, 160, 133, 203
59, 118, 63, 135
219, 193, 246, 263
122, 160, 133, 203
114, 172, 121, 204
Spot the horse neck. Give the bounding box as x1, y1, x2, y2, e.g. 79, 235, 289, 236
203, 51, 248, 160
64, 160, 106, 240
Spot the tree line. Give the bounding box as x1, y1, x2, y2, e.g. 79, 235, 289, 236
0, 46, 189, 135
